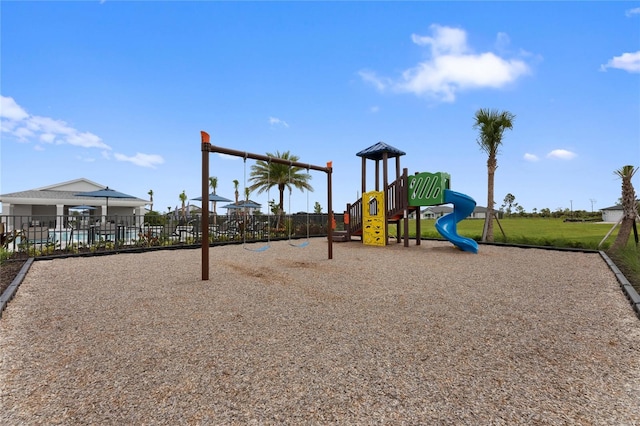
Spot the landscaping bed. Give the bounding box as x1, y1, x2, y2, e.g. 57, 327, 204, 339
0, 256, 28, 296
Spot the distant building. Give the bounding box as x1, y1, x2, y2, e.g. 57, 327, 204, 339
600, 201, 640, 222
470, 206, 488, 219
409, 205, 488, 219
0, 178, 148, 230
600, 204, 623, 223
220, 200, 263, 216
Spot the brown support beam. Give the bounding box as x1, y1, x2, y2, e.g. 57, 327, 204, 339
414, 171, 421, 246
383, 152, 389, 245
416, 210, 421, 246
327, 161, 333, 260
206, 144, 330, 172
403, 168, 409, 247
361, 156, 366, 197
201, 131, 210, 281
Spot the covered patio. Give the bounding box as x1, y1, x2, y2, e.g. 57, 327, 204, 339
0, 178, 148, 231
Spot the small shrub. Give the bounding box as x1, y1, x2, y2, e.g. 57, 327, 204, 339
41, 244, 55, 255
27, 246, 41, 257
65, 243, 80, 254
0, 248, 11, 264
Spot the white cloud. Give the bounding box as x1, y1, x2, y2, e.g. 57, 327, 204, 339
495, 32, 511, 53
358, 70, 387, 91
40, 133, 56, 143
75, 155, 96, 162
114, 152, 165, 168
547, 149, 577, 160
13, 126, 35, 140
411, 26, 468, 55
523, 153, 539, 162
0, 96, 29, 120
269, 116, 289, 128
600, 51, 640, 73
625, 7, 640, 17
360, 24, 531, 102
0, 95, 111, 149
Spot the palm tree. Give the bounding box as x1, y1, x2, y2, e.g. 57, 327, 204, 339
473, 108, 516, 242
147, 189, 154, 212
611, 165, 638, 251
232, 178, 240, 209
232, 179, 240, 221
248, 151, 313, 228
232, 179, 240, 203
209, 176, 218, 224
179, 190, 188, 222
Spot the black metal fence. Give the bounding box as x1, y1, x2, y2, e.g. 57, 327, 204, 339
1, 213, 343, 259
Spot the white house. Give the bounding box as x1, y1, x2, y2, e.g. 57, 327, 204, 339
599, 202, 640, 223
409, 205, 487, 219
0, 178, 148, 230
469, 206, 488, 219
600, 205, 624, 223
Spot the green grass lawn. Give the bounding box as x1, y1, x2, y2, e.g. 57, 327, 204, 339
404, 217, 625, 250
397, 217, 639, 292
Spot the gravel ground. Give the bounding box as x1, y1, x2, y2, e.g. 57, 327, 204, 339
1, 239, 639, 425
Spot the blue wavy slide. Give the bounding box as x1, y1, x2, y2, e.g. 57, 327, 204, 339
435, 189, 479, 254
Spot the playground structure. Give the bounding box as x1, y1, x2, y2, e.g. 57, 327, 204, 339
339, 142, 478, 254
200, 131, 334, 280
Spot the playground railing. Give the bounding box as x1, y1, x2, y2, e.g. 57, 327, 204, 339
346, 199, 363, 237
385, 169, 408, 220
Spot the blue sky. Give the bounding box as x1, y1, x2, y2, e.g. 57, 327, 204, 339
2, 1, 639, 215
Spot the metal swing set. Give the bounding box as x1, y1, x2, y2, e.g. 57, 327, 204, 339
200, 131, 334, 280
241, 155, 272, 252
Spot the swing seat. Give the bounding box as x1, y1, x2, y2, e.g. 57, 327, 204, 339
289, 240, 309, 248
244, 243, 270, 252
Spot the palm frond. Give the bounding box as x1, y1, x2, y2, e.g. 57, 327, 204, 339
614, 165, 638, 179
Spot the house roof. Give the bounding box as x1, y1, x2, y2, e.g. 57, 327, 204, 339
0, 179, 148, 206
421, 205, 487, 214
601, 200, 639, 211
34, 177, 104, 192
356, 141, 406, 161
421, 206, 453, 214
